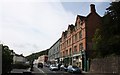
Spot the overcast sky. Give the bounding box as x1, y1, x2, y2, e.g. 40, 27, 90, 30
0, 0, 111, 56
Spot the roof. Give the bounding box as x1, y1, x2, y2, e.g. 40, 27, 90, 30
49, 38, 61, 49
86, 12, 101, 18
68, 24, 75, 32
77, 15, 86, 21
15, 54, 25, 58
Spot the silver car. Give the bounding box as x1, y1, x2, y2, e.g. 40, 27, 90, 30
67, 65, 82, 74
60, 64, 68, 71
49, 64, 58, 71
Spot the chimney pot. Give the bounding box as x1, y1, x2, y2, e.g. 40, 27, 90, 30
90, 4, 96, 13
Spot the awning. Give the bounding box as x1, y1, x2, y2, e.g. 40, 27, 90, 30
72, 53, 82, 57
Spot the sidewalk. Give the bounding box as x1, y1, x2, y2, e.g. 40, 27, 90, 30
10, 67, 31, 73
82, 71, 89, 73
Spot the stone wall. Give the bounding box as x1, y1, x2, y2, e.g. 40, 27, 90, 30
90, 56, 120, 73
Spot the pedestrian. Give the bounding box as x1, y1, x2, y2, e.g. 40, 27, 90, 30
30, 61, 33, 71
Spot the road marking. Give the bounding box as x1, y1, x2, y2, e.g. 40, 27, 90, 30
35, 66, 47, 75
27, 68, 31, 71
52, 71, 56, 73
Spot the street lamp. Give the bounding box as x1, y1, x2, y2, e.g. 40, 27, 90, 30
80, 50, 87, 72
30, 53, 35, 71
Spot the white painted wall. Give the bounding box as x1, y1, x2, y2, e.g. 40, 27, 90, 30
13, 55, 26, 64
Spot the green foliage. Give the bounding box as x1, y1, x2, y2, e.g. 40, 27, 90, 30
13, 63, 30, 69
92, 29, 102, 57
26, 49, 48, 62
93, 2, 120, 58
2, 45, 13, 73
63, 58, 69, 64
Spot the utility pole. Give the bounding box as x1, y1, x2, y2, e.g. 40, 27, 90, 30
80, 50, 87, 71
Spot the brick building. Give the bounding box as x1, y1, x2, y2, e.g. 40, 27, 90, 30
60, 4, 102, 71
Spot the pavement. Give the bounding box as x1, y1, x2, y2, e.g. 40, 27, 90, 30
11, 68, 30, 73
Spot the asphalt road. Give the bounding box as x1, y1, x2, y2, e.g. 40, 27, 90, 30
10, 65, 82, 75
11, 69, 29, 73
33, 65, 67, 73
10, 66, 118, 75
33, 65, 82, 75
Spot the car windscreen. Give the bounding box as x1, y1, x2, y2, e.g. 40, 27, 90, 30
72, 66, 78, 68
51, 64, 57, 67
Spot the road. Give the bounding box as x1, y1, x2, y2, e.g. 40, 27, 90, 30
33, 65, 67, 73
11, 69, 29, 73
10, 65, 82, 75
33, 65, 81, 75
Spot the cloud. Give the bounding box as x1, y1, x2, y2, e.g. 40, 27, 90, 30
0, 0, 75, 56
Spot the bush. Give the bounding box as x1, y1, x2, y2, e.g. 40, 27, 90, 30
13, 63, 30, 69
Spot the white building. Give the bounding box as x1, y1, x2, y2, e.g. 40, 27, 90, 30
48, 38, 61, 64
13, 54, 27, 64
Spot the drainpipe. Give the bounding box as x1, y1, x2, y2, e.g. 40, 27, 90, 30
71, 33, 73, 65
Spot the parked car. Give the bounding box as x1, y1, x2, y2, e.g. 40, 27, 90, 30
60, 64, 68, 71
67, 65, 82, 74
38, 63, 43, 68
49, 64, 58, 71
56, 63, 62, 70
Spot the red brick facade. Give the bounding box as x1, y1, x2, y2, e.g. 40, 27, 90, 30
60, 4, 102, 69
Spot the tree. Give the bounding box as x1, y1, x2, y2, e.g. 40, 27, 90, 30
2, 45, 13, 74
93, 1, 120, 58
26, 49, 48, 62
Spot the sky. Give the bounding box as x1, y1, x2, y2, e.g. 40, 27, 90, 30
0, 0, 112, 56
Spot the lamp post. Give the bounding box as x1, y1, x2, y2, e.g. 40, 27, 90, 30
80, 50, 87, 72
30, 53, 35, 71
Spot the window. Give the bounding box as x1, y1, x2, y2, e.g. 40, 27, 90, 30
69, 48, 72, 55
79, 31, 82, 39
66, 50, 68, 56
69, 38, 71, 44
75, 34, 77, 41
67, 40, 68, 46
63, 43, 65, 47
79, 43, 83, 51
76, 56, 78, 59
80, 22, 83, 25
63, 51, 64, 57
74, 46, 77, 54
72, 35, 75, 43
60, 52, 62, 57
57, 47, 59, 52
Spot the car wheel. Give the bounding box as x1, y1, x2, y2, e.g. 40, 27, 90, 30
71, 70, 74, 73
67, 70, 69, 72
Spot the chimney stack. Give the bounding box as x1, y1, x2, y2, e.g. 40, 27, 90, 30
90, 4, 96, 13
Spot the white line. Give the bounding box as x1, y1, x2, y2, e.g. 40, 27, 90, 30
38, 68, 45, 73
52, 71, 56, 73
27, 68, 31, 71
34, 66, 47, 75
35, 66, 45, 73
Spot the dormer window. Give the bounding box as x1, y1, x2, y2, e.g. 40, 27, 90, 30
80, 22, 83, 25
